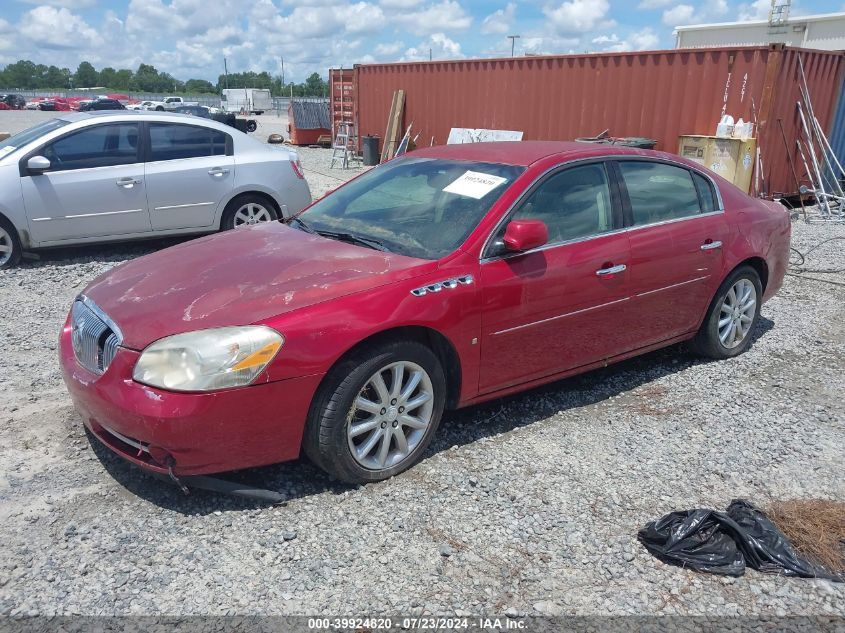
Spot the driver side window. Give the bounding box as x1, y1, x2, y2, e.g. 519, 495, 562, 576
511, 163, 614, 246
42, 124, 140, 172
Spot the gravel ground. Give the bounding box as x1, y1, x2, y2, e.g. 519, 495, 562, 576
0, 130, 843, 619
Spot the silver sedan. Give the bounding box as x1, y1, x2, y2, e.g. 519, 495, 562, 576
0, 111, 312, 268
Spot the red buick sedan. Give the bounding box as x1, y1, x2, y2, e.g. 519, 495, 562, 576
60, 142, 790, 484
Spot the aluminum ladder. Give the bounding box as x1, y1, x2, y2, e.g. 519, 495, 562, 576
329, 123, 359, 169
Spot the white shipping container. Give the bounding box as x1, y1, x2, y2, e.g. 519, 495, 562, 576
221, 89, 273, 114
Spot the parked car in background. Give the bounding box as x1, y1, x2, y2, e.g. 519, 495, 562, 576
174, 105, 258, 133
79, 98, 126, 112
0, 102, 8, 111
38, 98, 71, 111
161, 96, 199, 111
56, 141, 790, 488
25, 98, 43, 110
0, 110, 311, 269
1, 94, 27, 110
127, 100, 159, 111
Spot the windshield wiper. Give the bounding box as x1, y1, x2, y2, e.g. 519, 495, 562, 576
315, 230, 389, 252
288, 216, 316, 234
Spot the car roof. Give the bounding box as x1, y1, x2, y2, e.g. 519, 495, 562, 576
55, 110, 233, 132
409, 141, 668, 167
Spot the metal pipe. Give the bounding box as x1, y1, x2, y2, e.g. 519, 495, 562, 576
777, 118, 806, 218
797, 101, 832, 216
812, 114, 845, 199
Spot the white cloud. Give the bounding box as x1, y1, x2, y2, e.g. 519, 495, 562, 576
379, 0, 423, 7
543, 0, 612, 35
392, 1, 472, 33
403, 32, 463, 60
481, 3, 516, 35
663, 0, 729, 26
662, 4, 695, 25
738, 0, 771, 20
375, 41, 404, 56
637, 0, 675, 8
593, 27, 659, 51
19, 6, 99, 49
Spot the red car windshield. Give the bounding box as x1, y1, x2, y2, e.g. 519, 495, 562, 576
301, 157, 524, 259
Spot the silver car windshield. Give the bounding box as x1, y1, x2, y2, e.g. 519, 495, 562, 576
301, 157, 524, 259
0, 118, 69, 159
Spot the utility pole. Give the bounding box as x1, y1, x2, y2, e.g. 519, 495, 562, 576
507, 35, 521, 57
223, 57, 229, 89
429, 48, 432, 61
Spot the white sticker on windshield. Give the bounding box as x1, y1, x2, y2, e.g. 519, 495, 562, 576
443, 170, 507, 199
0, 146, 15, 157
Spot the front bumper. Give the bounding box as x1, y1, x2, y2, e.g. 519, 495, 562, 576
59, 319, 324, 476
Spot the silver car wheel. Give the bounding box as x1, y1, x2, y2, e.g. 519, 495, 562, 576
233, 203, 272, 227
718, 278, 756, 349
347, 361, 434, 471
0, 226, 13, 266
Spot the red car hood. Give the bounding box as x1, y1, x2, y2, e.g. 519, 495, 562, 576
82, 223, 434, 349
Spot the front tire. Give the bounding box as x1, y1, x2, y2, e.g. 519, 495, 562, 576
690, 265, 762, 359
303, 340, 446, 483
0, 218, 22, 269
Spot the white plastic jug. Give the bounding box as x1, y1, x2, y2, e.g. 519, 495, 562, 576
716, 114, 734, 138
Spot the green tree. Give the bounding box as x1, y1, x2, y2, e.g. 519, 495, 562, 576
75, 61, 99, 88
98, 66, 118, 88
113, 69, 134, 90
185, 78, 215, 93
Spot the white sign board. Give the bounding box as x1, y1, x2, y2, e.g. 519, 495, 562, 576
443, 171, 508, 199
447, 128, 523, 144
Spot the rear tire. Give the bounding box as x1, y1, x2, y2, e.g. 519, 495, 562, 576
690, 265, 762, 359
220, 195, 278, 230
303, 340, 446, 483
0, 217, 22, 269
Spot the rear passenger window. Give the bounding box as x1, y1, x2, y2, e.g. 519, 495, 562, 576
149, 124, 228, 161
618, 161, 701, 226
692, 171, 718, 213
512, 163, 614, 245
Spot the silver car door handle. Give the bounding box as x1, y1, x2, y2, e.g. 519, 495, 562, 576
596, 264, 627, 276
116, 177, 141, 187
208, 167, 230, 176
700, 240, 723, 251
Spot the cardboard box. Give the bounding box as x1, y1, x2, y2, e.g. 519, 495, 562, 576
677, 135, 756, 193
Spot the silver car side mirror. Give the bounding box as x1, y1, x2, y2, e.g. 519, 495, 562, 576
27, 155, 51, 173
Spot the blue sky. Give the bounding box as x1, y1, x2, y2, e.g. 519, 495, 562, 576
1, 0, 842, 82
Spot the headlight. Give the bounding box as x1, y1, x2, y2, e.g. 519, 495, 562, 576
133, 326, 283, 392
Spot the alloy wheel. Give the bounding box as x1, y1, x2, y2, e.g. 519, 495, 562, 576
0, 226, 12, 267
718, 278, 757, 349
346, 361, 434, 471
233, 203, 272, 227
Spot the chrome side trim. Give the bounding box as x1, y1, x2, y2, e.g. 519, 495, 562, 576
101, 424, 149, 453
492, 297, 630, 336
411, 275, 474, 297
31, 209, 144, 222
154, 202, 215, 211
634, 275, 709, 298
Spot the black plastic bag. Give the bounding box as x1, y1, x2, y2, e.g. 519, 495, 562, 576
638, 499, 843, 581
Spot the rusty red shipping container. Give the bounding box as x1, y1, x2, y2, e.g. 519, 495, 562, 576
352, 45, 845, 197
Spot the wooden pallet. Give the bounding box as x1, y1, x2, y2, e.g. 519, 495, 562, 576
381, 90, 405, 163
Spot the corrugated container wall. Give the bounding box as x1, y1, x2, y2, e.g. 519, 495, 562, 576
353, 45, 844, 196
829, 74, 845, 171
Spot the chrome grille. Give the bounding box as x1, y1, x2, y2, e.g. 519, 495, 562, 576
70, 298, 123, 374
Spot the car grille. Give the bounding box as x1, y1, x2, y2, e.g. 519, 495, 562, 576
70, 298, 122, 374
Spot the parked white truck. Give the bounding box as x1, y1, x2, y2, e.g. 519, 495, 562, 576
221, 88, 272, 115
161, 96, 199, 110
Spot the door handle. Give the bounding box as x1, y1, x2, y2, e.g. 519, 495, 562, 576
208, 167, 230, 176
700, 240, 723, 251
116, 177, 141, 188
596, 264, 627, 276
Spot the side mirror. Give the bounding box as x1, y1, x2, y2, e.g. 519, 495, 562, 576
27, 155, 51, 173
503, 219, 548, 253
